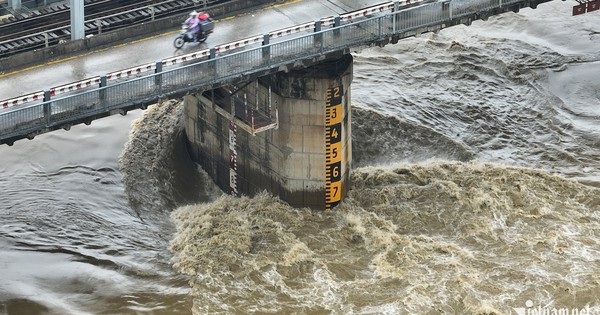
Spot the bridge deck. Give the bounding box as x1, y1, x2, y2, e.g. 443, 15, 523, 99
0, 0, 551, 146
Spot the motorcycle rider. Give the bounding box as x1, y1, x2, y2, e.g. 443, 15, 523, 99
184, 11, 201, 41
196, 12, 211, 40
174, 10, 212, 48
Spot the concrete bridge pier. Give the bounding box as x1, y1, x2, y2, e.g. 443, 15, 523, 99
184, 54, 353, 210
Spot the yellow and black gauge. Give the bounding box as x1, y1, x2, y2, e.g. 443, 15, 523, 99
325, 85, 343, 211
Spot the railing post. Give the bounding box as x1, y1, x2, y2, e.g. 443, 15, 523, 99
209, 48, 217, 78
44, 32, 49, 47
99, 75, 107, 102
262, 34, 270, 60
43, 90, 51, 123
96, 19, 102, 34
154, 61, 162, 90
150, 6, 155, 21
314, 20, 323, 44
393, 1, 399, 33
447, 0, 453, 19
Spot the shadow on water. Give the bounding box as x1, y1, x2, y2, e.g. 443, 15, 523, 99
119, 99, 222, 222
352, 106, 475, 167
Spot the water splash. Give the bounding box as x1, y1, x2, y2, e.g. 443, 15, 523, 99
168, 160, 600, 314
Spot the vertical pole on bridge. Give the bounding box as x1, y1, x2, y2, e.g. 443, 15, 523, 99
70, 0, 85, 41
334, 16, 341, 36
96, 19, 102, 34
314, 20, 323, 47
208, 48, 217, 78
99, 75, 107, 102
8, 0, 21, 10
43, 90, 51, 122
262, 34, 270, 61
393, 1, 399, 33
444, 0, 453, 19
154, 61, 163, 90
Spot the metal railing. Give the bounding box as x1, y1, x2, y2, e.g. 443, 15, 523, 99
0, 0, 543, 145
0, 0, 229, 57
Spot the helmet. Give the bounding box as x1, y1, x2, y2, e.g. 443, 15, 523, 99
198, 13, 209, 21
189, 10, 197, 16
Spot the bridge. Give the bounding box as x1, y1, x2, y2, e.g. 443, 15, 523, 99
0, 0, 551, 209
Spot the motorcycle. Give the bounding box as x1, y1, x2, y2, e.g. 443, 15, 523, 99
173, 16, 214, 49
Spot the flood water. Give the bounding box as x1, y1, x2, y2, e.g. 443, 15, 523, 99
1, 1, 599, 314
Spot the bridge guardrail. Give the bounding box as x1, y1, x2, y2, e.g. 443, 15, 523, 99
0, 0, 428, 108
0, 0, 544, 144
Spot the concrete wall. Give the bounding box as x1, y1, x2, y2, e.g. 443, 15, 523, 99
0, 0, 282, 72
184, 54, 353, 210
